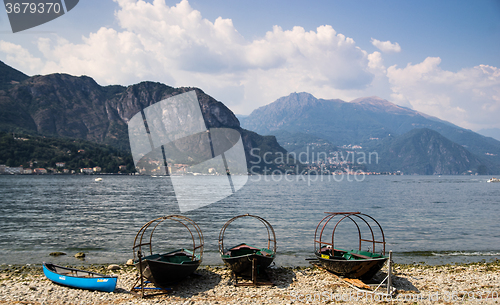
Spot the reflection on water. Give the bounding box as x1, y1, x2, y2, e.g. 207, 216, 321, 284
0, 175, 499, 266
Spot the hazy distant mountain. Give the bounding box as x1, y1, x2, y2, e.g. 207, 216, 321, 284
373, 128, 497, 175
270, 130, 338, 159
241, 93, 457, 147
235, 114, 249, 121
0, 61, 291, 172
240, 92, 500, 173
477, 128, 500, 142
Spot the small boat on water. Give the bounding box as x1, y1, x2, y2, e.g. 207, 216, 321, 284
131, 215, 203, 296
219, 214, 276, 277
94, 177, 102, 181
314, 212, 389, 280
42, 262, 117, 292
487, 177, 500, 183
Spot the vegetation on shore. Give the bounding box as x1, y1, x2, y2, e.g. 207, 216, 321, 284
0, 131, 135, 173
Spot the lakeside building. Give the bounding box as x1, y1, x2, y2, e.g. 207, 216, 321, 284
6, 167, 23, 174
33, 168, 47, 174
80, 168, 93, 174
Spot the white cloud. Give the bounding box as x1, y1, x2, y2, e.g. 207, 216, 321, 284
371, 38, 401, 53
1, 0, 499, 131
387, 57, 500, 129
367, 51, 385, 71
0, 0, 374, 114
0, 41, 43, 73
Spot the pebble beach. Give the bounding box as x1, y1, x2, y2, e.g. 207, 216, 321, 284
1, 260, 499, 304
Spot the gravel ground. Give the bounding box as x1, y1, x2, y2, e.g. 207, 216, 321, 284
1, 260, 499, 304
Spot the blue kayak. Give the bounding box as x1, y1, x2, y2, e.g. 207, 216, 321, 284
43, 262, 118, 292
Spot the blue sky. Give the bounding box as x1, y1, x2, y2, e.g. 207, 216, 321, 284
1, 0, 499, 132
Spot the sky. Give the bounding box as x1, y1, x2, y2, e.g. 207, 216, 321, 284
1, 0, 499, 132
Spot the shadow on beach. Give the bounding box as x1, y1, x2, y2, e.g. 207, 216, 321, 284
171, 268, 223, 298
372, 270, 420, 293
119, 267, 223, 298
265, 266, 297, 288
391, 275, 419, 292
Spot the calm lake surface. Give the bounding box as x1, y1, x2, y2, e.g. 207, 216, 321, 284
1, 174, 499, 266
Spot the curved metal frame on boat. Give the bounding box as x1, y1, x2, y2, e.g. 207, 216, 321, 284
131, 215, 204, 298
219, 214, 276, 256
315, 212, 386, 254
314, 212, 388, 280
218, 214, 277, 286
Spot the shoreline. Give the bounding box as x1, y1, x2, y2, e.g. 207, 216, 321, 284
3, 252, 499, 269
1, 260, 499, 304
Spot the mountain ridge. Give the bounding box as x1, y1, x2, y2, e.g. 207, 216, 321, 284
373, 128, 495, 174
241, 92, 500, 174
3, 60, 499, 175
349, 96, 417, 115
0, 61, 29, 91
0, 62, 293, 173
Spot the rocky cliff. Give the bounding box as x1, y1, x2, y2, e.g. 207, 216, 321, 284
0, 62, 291, 172
1, 73, 241, 148
240, 92, 500, 174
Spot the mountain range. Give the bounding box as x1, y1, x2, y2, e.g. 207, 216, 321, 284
240, 92, 500, 174
0, 61, 291, 173
2, 60, 499, 175
372, 128, 491, 175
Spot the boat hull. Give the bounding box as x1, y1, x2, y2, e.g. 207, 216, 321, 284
135, 251, 201, 287
222, 254, 274, 275
315, 252, 388, 280
221, 243, 275, 275
43, 263, 117, 292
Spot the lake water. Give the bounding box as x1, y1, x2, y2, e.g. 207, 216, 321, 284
1, 174, 499, 267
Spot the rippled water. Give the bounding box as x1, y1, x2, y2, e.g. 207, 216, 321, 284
1, 174, 499, 266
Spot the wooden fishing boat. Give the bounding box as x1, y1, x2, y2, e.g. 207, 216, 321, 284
131, 215, 203, 297
220, 243, 275, 274
314, 212, 389, 280
219, 214, 276, 282
315, 247, 388, 280
42, 262, 117, 292
134, 248, 201, 286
